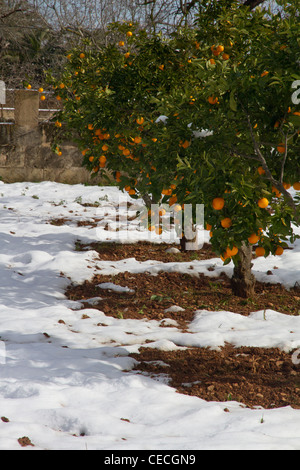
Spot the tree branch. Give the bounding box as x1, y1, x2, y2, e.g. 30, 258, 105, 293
0, 8, 23, 21
243, 0, 267, 9
243, 112, 300, 224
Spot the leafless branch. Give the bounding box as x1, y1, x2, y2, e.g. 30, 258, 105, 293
243, 0, 267, 9
0, 8, 23, 21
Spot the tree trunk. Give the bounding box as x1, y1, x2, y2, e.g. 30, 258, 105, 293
142, 193, 155, 209
231, 242, 256, 298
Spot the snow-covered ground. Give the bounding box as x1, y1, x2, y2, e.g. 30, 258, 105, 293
0, 181, 299, 450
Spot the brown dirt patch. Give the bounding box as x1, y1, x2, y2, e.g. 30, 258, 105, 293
18, 436, 34, 447
76, 240, 216, 263
65, 240, 300, 410
66, 269, 300, 331
130, 345, 300, 410
70, 240, 300, 319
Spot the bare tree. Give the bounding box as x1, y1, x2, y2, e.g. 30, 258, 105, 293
0, 0, 274, 88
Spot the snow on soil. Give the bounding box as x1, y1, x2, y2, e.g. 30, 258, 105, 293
0, 181, 299, 450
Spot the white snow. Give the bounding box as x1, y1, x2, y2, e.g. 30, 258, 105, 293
0, 180, 299, 450
98, 282, 135, 293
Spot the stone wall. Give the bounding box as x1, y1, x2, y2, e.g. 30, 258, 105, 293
0, 90, 104, 185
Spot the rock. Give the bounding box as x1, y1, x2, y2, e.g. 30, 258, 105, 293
165, 247, 181, 254
164, 305, 185, 313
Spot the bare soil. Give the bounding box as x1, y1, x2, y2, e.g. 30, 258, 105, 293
66, 240, 300, 409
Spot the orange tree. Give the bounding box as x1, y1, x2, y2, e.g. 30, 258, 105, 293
47, 1, 300, 298
153, 0, 300, 297
46, 21, 196, 210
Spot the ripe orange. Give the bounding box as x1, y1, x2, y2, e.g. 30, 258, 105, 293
38, 87, 44, 93
59, 83, 65, 89
226, 246, 238, 257
222, 53, 230, 60
283, 182, 291, 190
174, 204, 182, 212
221, 217, 232, 228
102, 144, 109, 152
181, 140, 190, 149
212, 48, 220, 56
162, 189, 172, 196
257, 198, 269, 209
89, 156, 94, 162
257, 166, 265, 175
272, 186, 282, 197
275, 246, 284, 256
248, 233, 260, 244
55, 121, 62, 128
255, 247, 265, 257
216, 45, 224, 53
129, 189, 136, 195
119, 41, 125, 47
208, 96, 219, 105
209, 59, 216, 65
205, 223, 212, 231
99, 155, 107, 164
134, 136, 142, 144
40, 95, 46, 101
277, 143, 285, 153
79, 53, 85, 59
126, 31, 133, 37
136, 117, 144, 125
169, 195, 178, 206
212, 197, 225, 210
293, 182, 300, 191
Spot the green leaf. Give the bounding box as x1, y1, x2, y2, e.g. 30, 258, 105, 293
223, 257, 232, 266
288, 115, 300, 127
229, 90, 237, 112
